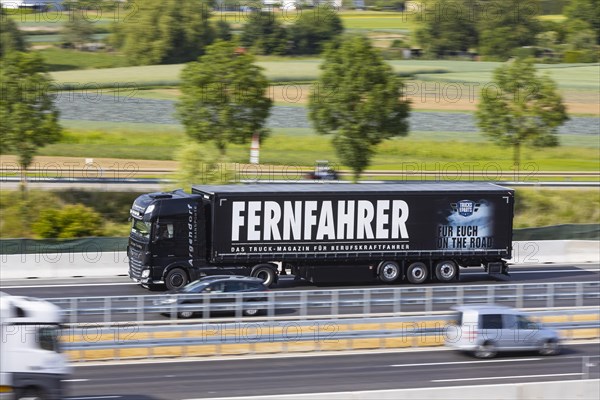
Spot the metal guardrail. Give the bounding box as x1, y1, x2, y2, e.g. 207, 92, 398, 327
48, 282, 600, 324
62, 310, 600, 362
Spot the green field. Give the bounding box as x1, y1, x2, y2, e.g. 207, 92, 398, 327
39, 48, 130, 71
49, 60, 599, 89
41, 122, 600, 172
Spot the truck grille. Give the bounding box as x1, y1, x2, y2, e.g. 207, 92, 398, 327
129, 248, 143, 279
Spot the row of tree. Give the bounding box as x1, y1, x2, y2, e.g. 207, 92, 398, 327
240, 7, 343, 55
177, 35, 568, 180
416, 0, 599, 61
107, 1, 344, 65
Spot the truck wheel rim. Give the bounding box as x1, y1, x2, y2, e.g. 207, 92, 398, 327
170, 274, 183, 287
383, 265, 399, 280
412, 268, 423, 279
440, 263, 455, 279
257, 270, 271, 285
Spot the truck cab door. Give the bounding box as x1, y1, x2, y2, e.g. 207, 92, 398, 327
153, 221, 176, 256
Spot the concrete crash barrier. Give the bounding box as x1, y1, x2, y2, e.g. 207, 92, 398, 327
196, 380, 600, 400
509, 240, 600, 264
0, 251, 128, 279
1, 240, 599, 279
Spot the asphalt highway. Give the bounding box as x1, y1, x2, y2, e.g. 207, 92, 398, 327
2, 264, 598, 299
64, 343, 600, 400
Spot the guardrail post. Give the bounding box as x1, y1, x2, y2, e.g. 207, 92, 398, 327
363, 290, 371, 315
393, 288, 401, 314
300, 291, 307, 320
331, 291, 339, 318
425, 287, 432, 314
104, 297, 111, 324
268, 291, 275, 318
487, 285, 495, 304
70, 298, 77, 324
235, 293, 242, 319
516, 285, 523, 309
203, 294, 210, 320
547, 284, 554, 309
137, 296, 144, 322
457, 286, 464, 305
576, 282, 583, 308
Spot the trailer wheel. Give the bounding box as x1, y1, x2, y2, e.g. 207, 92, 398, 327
406, 262, 428, 284
378, 261, 401, 283
435, 260, 458, 282
165, 268, 189, 291
252, 264, 277, 287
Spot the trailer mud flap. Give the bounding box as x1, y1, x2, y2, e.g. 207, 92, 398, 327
487, 262, 508, 276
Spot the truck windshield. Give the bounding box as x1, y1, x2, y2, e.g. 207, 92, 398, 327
38, 325, 61, 353
131, 218, 151, 238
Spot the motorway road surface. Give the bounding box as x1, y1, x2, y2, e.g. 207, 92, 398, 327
64, 343, 600, 400
2, 264, 598, 298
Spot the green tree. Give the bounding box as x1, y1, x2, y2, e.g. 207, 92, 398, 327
110, 0, 214, 65
62, 8, 95, 48
172, 140, 235, 189
477, 0, 541, 60
0, 17, 28, 58
288, 5, 344, 55
476, 58, 568, 170
415, 0, 478, 58
214, 20, 233, 42
564, 0, 600, 44
176, 40, 272, 155
308, 36, 410, 181
240, 11, 288, 55
0, 52, 62, 188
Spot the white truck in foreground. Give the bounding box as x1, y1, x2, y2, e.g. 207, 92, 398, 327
0, 292, 70, 400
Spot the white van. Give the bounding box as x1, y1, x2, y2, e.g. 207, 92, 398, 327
445, 304, 561, 358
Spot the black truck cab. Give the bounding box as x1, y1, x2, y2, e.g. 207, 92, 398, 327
129, 190, 205, 289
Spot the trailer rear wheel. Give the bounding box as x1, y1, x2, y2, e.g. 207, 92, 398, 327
435, 260, 458, 282
406, 262, 428, 284
252, 264, 277, 287
165, 268, 189, 291
378, 261, 401, 283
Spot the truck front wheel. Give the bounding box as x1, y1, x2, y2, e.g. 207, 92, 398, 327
406, 262, 428, 284
252, 264, 277, 287
165, 268, 189, 291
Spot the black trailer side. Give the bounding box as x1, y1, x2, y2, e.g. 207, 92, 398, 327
192, 182, 514, 284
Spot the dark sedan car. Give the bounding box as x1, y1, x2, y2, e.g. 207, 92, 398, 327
156, 275, 269, 318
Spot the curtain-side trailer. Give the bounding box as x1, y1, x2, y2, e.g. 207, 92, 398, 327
128, 182, 514, 290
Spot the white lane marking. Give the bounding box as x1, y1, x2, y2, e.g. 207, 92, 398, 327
391, 358, 542, 367
69, 397, 122, 400
63, 379, 90, 382
462, 269, 599, 275
431, 373, 583, 383
0, 282, 137, 289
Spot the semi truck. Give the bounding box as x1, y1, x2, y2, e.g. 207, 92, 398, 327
128, 182, 514, 290
0, 292, 70, 400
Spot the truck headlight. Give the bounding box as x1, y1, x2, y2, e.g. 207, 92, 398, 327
141, 269, 150, 278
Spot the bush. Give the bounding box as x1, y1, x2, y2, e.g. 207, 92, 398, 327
32, 204, 104, 238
